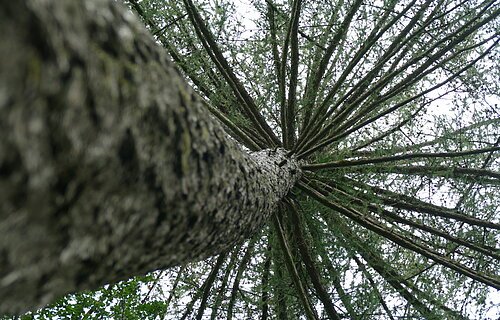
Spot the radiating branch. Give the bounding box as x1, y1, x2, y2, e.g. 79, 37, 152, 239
210, 247, 241, 320
182, 0, 281, 146
341, 164, 500, 181
297, 181, 500, 289
297, 0, 365, 144
350, 255, 396, 320
302, 212, 360, 319
195, 253, 227, 320
354, 116, 500, 158
303, 146, 500, 170
319, 206, 437, 318
339, 176, 500, 230
272, 210, 319, 320
283, 0, 302, 148
265, 1, 286, 143
180, 255, 226, 320
296, 0, 425, 150
315, 178, 500, 260
287, 201, 341, 320
260, 240, 271, 320
297, 37, 499, 158
318, 196, 468, 319
227, 240, 256, 320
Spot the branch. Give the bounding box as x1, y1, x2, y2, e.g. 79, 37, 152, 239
316, 178, 500, 260
341, 165, 500, 181
340, 176, 500, 230
335, 34, 498, 135
297, 0, 364, 141
195, 253, 227, 320
210, 246, 241, 320
284, 0, 302, 148
182, 0, 281, 146
265, 1, 286, 143
272, 210, 318, 320
260, 240, 271, 320
302, 212, 360, 319
298, 37, 499, 158
319, 208, 436, 318
319, 198, 468, 319
287, 201, 341, 320
162, 266, 186, 316
350, 255, 396, 320
181, 255, 226, 320
297, 4, 499, 157
227, 240, 256, 320
354, 116, 500, 158
303, 146, 500, 170
272, 241, 290, 320
297, 181, 500, 289
296, 0, 418, 150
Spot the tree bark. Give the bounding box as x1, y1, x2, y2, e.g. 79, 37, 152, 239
0, 0, 301, 314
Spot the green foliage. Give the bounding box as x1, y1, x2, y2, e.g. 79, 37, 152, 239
2, 274, 167, 319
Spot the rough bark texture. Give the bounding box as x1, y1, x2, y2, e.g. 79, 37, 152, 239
0, 0, 301, 314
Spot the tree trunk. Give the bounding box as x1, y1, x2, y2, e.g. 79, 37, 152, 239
0, 0, 300, 314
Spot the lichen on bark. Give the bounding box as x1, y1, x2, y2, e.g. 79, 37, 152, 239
0, 0, 301, 314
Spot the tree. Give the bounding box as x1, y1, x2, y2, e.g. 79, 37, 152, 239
1, 0, 499, 319
0, 0, 301, 315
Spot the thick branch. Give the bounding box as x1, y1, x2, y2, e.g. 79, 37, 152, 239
303, 147, 500, 170
297, 0, 364, 141
287, 202, 341, 320
227, 240, 256, 320
273, 211, 318, 320
194, 253, 227, 320
341, 165, 500, 181
319, 199, 467, 319
210, 247, 240, 320
284, 0, 302, 148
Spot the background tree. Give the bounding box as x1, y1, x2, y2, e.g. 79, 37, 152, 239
1, 0, 499, 319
